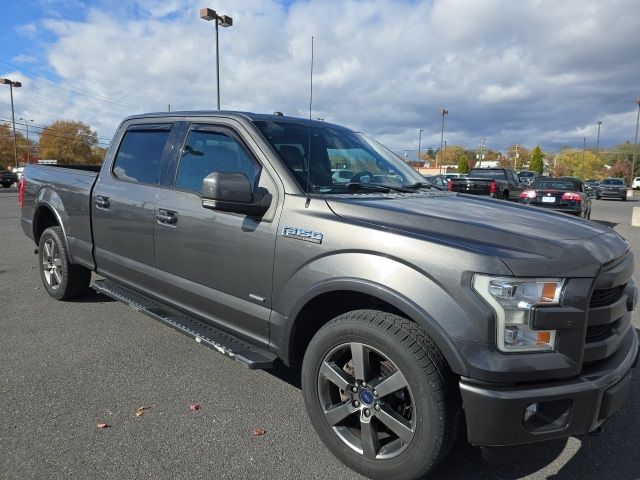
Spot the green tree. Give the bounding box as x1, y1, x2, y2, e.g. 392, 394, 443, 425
39, 120, 99, 165
457, 156, 469, 174
554, 149, 603, 178
529, 146, 544, 174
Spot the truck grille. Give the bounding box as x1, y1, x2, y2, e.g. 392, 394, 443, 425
589, 285, 626, 308
585, 324, 614, 342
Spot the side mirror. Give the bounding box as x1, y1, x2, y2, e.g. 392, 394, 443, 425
202, 172, 272, 216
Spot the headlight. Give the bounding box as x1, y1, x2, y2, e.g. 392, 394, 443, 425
473, 275, 565, 352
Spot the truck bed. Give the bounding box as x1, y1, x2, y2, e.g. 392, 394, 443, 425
449, 177, 495, 196
22, 164, 99, 269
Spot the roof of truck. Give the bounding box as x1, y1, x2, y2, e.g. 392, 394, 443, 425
125, 110, 348, 130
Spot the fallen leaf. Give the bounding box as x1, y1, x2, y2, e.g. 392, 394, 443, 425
135, 405, 151, 416
189, 403, 200, 411
96, 422, 109, 429
252, 428, 267, 436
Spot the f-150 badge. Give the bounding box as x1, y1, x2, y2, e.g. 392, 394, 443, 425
282, 227, 323, 244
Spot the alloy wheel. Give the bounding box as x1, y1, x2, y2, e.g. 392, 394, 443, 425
42, 239, 62, 290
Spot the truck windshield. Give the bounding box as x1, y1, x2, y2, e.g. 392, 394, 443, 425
469, 169, 507, 180
253, 120, 426, 193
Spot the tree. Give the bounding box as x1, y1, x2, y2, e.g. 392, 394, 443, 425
554, 149, 603, 178
0, 122, 26, 169
457, 156, 469, 174
529, 146, 544, 174
39, 120, 99, 165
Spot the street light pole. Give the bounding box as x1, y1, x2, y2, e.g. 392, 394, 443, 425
20, 118, 33, 164
582, 137, 586, 174
595, 121, 602, 160
1, 78, 22, 168
200, 8, 233, 110
440, 108, 448, 173
418, 129, 423, 164
632, 97, 640, 185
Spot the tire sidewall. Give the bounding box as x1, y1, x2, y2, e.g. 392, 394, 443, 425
38, 227, 70, 300
302, 315, 444, 480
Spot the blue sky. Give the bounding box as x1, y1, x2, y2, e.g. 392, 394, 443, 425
1, 0, 640, 154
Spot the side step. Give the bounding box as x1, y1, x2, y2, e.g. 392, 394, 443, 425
92, 278, 277, 369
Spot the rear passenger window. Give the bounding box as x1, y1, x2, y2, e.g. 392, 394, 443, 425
112, 127, 171, 184
175, 129, 260, 193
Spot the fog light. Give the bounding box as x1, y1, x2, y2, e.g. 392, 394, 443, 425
523, 403, 538, 422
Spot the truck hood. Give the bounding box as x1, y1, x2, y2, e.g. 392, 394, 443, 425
325, 191, 629, 277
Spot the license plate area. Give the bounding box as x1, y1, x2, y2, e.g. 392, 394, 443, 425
541, 196, 556, 203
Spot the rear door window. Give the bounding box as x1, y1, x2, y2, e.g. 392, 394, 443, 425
112, 125, 172, 184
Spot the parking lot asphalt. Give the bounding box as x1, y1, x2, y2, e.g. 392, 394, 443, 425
1, 187, 639, 480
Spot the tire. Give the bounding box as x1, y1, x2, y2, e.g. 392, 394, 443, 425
622, 196, 627, 201
302, 310, 460, 480
596, 195, 601, 200
503, 190, 509, 201
38, 226, 91, 300
2, 183, 11, 188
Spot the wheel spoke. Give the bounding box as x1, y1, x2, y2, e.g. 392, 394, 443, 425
44, 242, 52, 258
323, 400, 355, 426
320, 361, 352, 391
53, 259, 62, 267
350, 342, 371, 382
53, 269, 62, 286
371, 370, 408, 399
51, 242, 57, 258
360, 419, 380, 458
377, 406, 414, 443
43, 270, 51, 285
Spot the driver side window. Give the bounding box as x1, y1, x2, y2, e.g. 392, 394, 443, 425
175, 129, 260, 193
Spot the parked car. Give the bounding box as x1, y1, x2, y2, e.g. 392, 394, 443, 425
517, 170, 542, 185
596, 178, 627, 201
632, 177, 640, 190
13, 166, 24, 180
519, 177, 591, 218
0, 169, 18, 188
20, 111, 638, 480
443, 173, 466, 180
449, 167, 524, 200
583, 179, 600, 197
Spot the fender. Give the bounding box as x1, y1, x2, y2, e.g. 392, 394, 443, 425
273, 275, 471, 377
33, 188, 72, 263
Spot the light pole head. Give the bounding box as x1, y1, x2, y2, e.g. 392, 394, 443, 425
200, 7, 217, 21
1, 78, 21, 87
636, 97, 640, 106
218, 15, 233, 27
441, 108, 448, 116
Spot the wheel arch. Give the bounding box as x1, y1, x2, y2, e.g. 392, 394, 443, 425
273, 279, 469, 377
32, 201, 72, 263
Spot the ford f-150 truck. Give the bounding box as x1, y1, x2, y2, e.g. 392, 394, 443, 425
21, 111, 638, 480
449, 167, 525, 200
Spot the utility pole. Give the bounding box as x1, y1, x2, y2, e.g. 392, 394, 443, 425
19, 118, 33, 164
582, 137, 586, 174
477, 137, 487, 167
440, 108, 448, 173
168, 104, 171, 112
633, 97, 640, 185
418, 129, 423, 164
513, 145, 520, 170
595, 121, 602, 160
1, 78, 22, 168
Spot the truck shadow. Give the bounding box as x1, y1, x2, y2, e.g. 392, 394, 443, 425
71, 291, 115, 303
593, 219, 618, 228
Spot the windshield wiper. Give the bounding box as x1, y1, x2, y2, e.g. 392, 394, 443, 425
345, 182, 392, 192
403, 182, 433, 190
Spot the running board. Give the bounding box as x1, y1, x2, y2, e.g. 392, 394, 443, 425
91, 278, 277, 369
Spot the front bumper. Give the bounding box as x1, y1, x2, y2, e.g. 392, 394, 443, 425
597, 190, 626, 198
459, 328, 638, 447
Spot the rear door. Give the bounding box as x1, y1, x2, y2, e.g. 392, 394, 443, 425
153, 120, 281, 348
92, 121, 177, 293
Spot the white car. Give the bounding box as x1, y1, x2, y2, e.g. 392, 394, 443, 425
633, 177, 640, 189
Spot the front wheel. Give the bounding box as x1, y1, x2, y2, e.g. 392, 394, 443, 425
302, 310, 459, 480
2, 183, 11, 188
39, 226, 91, 300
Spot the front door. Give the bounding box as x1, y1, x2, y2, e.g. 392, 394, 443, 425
153, 122, 279, 348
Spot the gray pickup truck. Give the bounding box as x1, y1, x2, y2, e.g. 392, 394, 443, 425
21, 111, 638, 480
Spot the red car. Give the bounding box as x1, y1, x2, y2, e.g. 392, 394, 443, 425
519, 177, 591, 218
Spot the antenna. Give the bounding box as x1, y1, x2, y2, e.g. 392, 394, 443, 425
305, 36, 314, 207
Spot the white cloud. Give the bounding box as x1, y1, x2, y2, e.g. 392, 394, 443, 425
2, 0, 639, 154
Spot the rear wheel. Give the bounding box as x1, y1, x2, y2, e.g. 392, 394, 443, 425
302, 310, 459, 480
2, 183, 11, 188
39, 226, 91, 300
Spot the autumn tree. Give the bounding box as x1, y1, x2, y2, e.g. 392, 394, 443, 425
529, 146, 544, 174
0, 122, 26, 169
554, 149, 603, 178
457, 156, 469, 174
39, 120, 99, 165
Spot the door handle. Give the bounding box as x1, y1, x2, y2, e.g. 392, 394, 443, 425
156, 209, 178, 225
95, 195, 110, 209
